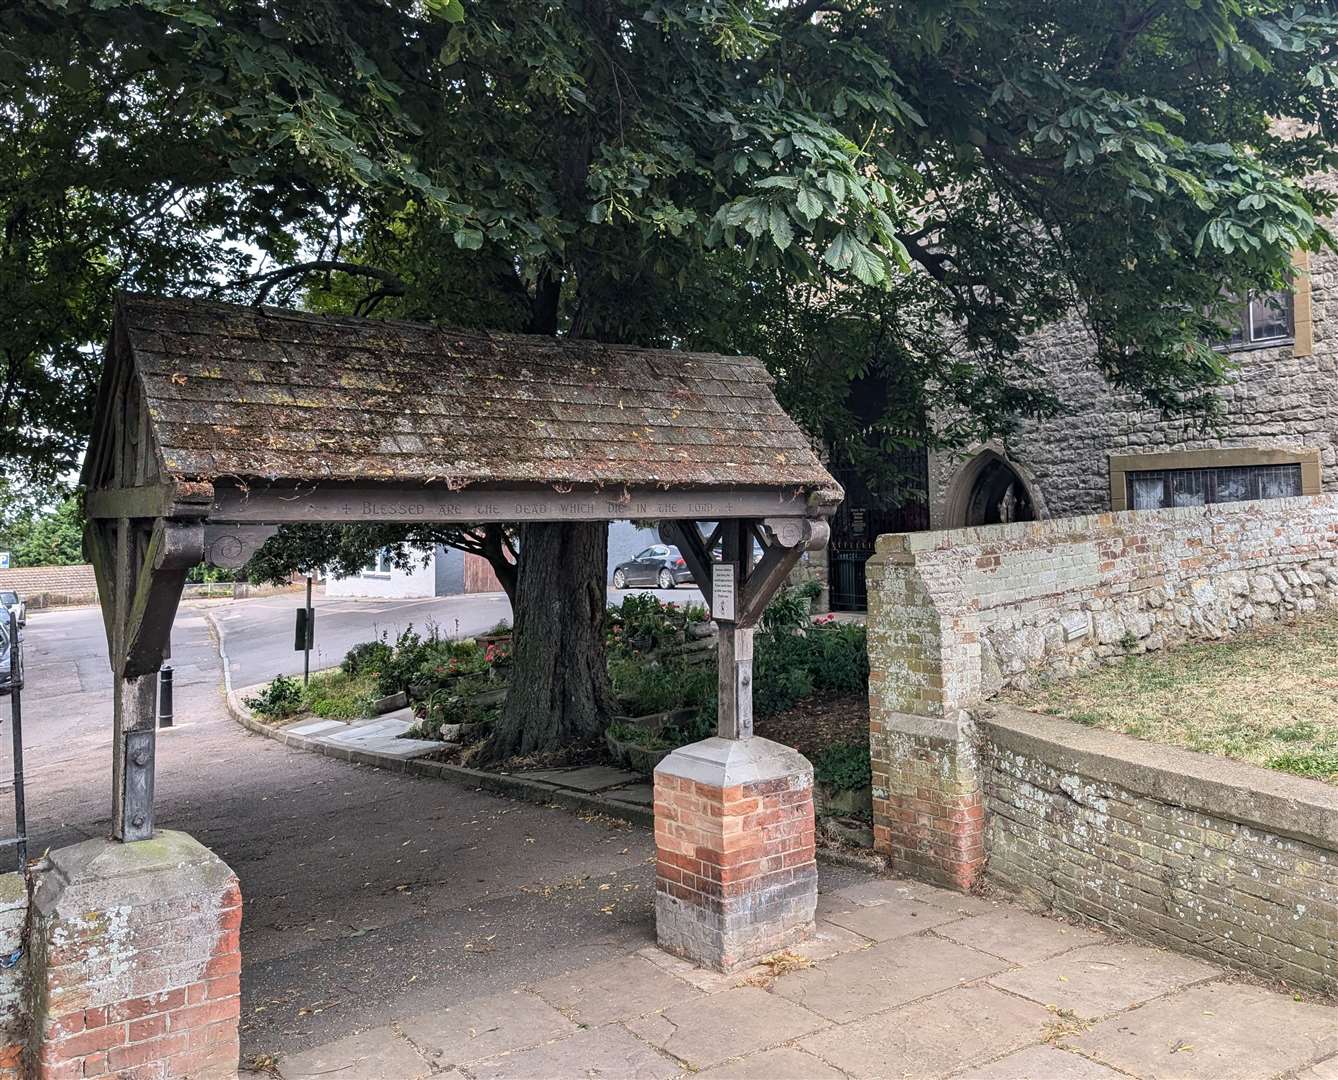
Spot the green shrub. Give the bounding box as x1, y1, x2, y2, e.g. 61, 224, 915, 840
342, 638, 392, 677
759, 582, 817, 636
371, 626, 439, 695
245, 674, 304, 719
808, 623, 869, 693
610, 655, 713, 716
302, 669, 378, 719
812, 743, 872, 791
607, 593, 705, 654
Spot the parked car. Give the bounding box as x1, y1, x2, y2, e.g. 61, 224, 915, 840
0, 617, 22, 695
0, 591, 25, 628
612, 544, 695, 590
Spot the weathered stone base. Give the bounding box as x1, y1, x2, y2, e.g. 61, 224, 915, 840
871, 712, 986, 892
28, 830, 241, 1079
654, 737, 816, 972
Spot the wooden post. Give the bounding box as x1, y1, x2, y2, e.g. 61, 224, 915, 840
716, 520, 756, 741
112, 673, 157, 841
717, 624, 754, 740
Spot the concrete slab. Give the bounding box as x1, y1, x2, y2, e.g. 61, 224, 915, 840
771, 934, 1006, 1023
624, 986, 828, 1068
697, 1046, 847, 1079
822, 894, 965, 941
278, 1027, 433, 1079
1072, 982, 1338, 1080
468, 1025, 680, 1080
989, 943, 1221, 1019
787, 920, 874, 963
521, 765, 642, 793
1300, 1055, 1338, 1080
398, 989, 578, 1066
606, 782, 654, 806
328, 717, 414, 740
528, 954, 703, 1025
953, 1044, 1126, 1079
633, 945, 760, 994
935, 909, 1106, 964
798, 985, 1052, 1079
286, 718, 349, 737
318, 731, 442, 758
830, 877, 998, 916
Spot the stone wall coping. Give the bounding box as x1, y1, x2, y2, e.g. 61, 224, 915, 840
873, 491, 1337, 558
982, 704, 1338, 851
32, 829, 236, 915
655, 736, 813, 788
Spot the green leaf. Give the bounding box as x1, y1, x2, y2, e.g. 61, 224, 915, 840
453, 227, 484, 250
768, 205, 793, 250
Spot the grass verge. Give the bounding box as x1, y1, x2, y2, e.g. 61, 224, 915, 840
1011, 606, 1338, 784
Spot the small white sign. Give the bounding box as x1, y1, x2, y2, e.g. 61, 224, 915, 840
0, 552, 10, 570
712, 563, 736, 622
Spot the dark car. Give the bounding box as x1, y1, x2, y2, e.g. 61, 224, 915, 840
612, 544, 694, 590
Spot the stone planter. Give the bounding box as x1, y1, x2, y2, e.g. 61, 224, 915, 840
371, 691, 408, 715
610, 707, 696, 739
605, 728, 672, 775
439, 720, 492, 744
815, 782, 872, 819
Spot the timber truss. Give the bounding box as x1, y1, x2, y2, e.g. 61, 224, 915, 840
81, 295, 842, 842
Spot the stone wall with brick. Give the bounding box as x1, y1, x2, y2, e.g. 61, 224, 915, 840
871, 493, 1338, 702
0, 565, 99, 610
866, 493, 1338, 891
26, 830, 241, 1079
654, 738, 816, 972
982, 707, 1338, 994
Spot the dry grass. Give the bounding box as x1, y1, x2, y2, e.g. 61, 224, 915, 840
1011, 606, 1338, 784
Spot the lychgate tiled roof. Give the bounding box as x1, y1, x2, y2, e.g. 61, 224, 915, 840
113, 294, 839, 496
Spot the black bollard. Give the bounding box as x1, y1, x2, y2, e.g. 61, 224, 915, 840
159, 664, 174, 728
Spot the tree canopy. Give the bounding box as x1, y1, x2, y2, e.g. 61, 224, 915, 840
4, 0, 1336, 487
8, 0, 1335, 755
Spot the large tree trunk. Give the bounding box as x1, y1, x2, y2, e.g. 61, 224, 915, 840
486, 521, 612, 760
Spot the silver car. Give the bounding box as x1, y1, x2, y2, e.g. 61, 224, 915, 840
0, 591, 24, 628
0, 617, 21, 694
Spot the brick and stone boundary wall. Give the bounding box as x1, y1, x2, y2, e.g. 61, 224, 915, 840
0, 565, 99, 610
870, 493, 1338, 706
865, 493, 1338, 890
982, 706, 1338, 994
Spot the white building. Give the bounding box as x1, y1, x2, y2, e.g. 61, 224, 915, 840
326, 521, 663, 599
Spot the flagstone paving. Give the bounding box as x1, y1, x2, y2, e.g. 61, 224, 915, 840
272, 875, 1338, 1080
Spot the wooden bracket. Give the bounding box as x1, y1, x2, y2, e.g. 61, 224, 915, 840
122, 521, 204, 677
204, 524, 279, 569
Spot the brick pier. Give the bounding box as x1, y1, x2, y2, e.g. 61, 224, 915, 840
27, 830, 241, 1079
654, 737, 816, 971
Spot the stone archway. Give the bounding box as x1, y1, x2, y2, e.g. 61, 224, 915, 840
943, 450, 1042, 528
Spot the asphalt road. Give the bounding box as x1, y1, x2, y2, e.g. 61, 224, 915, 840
2, 582, 845, 1063
215, 584, 704, 688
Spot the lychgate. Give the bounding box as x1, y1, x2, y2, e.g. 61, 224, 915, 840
55, 294, 842, 1076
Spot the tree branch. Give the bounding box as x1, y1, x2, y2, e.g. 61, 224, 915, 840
247, 260, 407, 308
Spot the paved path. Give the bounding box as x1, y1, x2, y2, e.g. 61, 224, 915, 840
275, 874, 1338, 1080
0, 593, 799, 1066
8, 599, 1338, 1079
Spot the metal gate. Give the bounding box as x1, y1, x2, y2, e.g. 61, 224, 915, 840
827, 454, 930, 612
